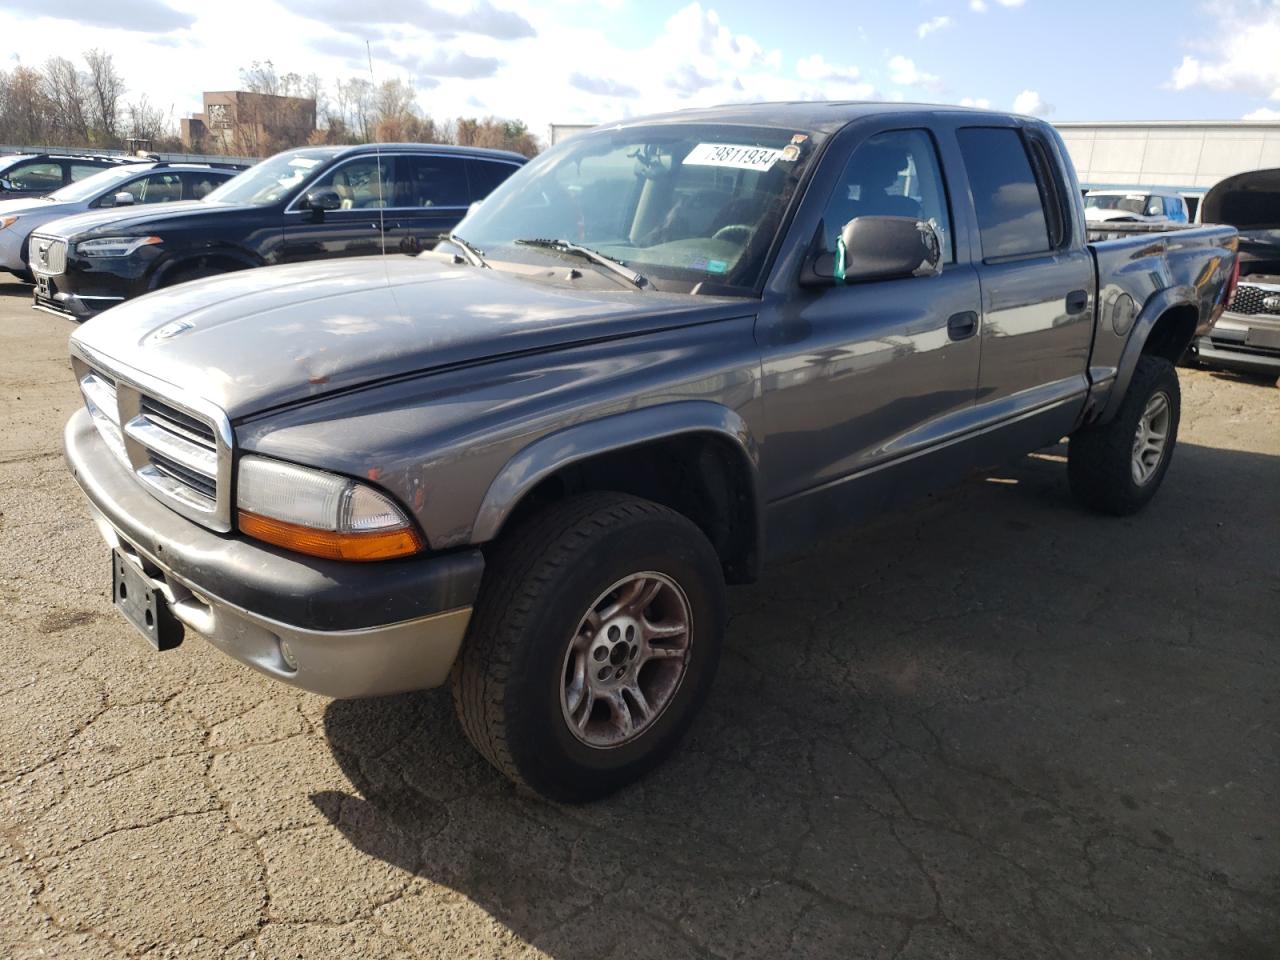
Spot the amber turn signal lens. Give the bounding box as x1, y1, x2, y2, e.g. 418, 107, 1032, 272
238, 510, 423, 561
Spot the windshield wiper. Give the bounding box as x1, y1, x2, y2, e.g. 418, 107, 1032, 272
446, 233, 488, 268
514, 237, 647, 289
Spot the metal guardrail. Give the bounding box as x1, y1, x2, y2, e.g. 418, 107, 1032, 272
0, 144, 260, 166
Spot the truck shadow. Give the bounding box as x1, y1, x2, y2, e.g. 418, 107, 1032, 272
313, 440, 1280, 959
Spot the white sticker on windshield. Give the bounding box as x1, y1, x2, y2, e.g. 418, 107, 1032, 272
289, 157, 321, 169
684, 143, 782, 171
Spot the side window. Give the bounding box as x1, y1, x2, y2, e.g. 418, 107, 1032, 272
182, 172, 222, 200
310, 158, 391, 209
1146, 196, 1165, 217
5, 160, 63, 191
956, 127, 1050, 259
132, 173, 183, 204
466, 159, 519, 201
818, 129, 954, 263
70, 162, 105, 180
399, 156, 470, 208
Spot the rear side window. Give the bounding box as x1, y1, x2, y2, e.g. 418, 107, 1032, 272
957, 127, 1050, 259
70, 162, 106, 179
5, 160, 63, 191
466, 159, 520, 201
399, 155, 470, 208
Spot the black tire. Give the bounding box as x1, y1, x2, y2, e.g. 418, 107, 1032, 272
159, 262, 234, 289
1068, 354, 1181, 515
451, 492, 726, 803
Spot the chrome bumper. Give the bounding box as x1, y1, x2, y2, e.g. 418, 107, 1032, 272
66, 408, 480, 699
90, 504, 472, 697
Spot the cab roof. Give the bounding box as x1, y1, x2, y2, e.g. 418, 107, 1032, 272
601, 100, 1030, 137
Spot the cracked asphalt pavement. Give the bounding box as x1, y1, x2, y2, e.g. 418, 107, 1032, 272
0, 276, 1277, 959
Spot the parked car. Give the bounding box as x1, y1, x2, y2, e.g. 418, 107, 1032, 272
0, 161, 246, 282
1084, 189, 1190, 224
28, 143, 526, 319
1190, 167, 1280, 377
61, 103, 1238, 801
0, 152, 144, 199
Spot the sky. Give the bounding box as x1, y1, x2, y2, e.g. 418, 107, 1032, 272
2, 0, 1279, 140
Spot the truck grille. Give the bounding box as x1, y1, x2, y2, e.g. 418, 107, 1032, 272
1228, 282, 1280, 317
30, 235, 67, 276
71, 348, 233, 532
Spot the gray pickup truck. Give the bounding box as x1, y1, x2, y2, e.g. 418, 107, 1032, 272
63, 103, 1238, 801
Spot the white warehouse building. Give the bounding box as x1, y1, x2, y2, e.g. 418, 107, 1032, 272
1057, 120, 1280, 191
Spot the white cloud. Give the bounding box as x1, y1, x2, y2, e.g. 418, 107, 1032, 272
970, 0, 987, 10
1168, 4, 1280, 102
1012, 89, 1053, 116
917, 15, 952, 38
1243, 106, 1280, 120
888, 55, 940, 90
959, 96, 992, 109
796, 54, 860, 83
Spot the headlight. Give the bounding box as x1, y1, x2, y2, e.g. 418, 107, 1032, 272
0, 215, 18, 230
75, 236, 162, 257
236, 455, 423, 561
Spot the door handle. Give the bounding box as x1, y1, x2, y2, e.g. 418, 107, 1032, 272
1065, 289, 1089, 314
947, 311, 978, 341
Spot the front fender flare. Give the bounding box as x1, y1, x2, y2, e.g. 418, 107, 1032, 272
471, 400, 762, 545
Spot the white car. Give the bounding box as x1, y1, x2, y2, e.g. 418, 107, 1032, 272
0, 161, 245, 281
1083, 190, 1190, 224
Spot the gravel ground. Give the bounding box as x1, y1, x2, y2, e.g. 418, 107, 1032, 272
0, 275, 1277, 960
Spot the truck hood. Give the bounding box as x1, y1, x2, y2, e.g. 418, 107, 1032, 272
0, 196, 66, 218
36, 200, 227, 239
1201, 167, 1280, 231
70, 256, 740, 421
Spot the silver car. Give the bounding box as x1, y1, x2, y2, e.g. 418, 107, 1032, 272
0, 161, 245, 281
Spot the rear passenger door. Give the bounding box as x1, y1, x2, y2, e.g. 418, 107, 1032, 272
391, 155, 472, 254
955, 125, 1094, 462
467, 157, 522, 202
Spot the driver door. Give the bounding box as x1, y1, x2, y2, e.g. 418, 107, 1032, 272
760, 126, 984, 545
282, 156, 395, 262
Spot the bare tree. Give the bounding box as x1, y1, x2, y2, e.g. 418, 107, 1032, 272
0, 66, 55, 143
84, 49, 126, 145
126, 95, 174, 143
43, 57, 91, 145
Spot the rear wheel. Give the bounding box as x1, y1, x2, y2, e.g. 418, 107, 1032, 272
451, 492, 726, 802
1068, 354, 1181, 515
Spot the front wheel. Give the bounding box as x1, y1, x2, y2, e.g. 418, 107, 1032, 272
1068, 354, 1181, 515
451, 493, 726, 802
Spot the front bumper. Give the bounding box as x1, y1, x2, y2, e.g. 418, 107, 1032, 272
65, 408, 485, 698
33, 281, 121, 320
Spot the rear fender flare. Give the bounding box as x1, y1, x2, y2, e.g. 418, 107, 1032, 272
471, 400, 762, 546
1099, 286, 1198, 423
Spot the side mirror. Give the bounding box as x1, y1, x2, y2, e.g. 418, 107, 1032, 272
302, 188, 342, 212
836, 216, 942, 283
801, 216, 943, 286
110, 192, 136, 207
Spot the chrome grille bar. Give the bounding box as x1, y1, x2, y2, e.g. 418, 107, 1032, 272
70, 342, 233, 532
31, 235, 67, 276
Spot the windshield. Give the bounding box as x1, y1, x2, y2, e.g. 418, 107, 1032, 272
48, 164, 148, 203
1085, 193, 1148, 213
455, 123, 824, 294
203, 150, 326, 206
